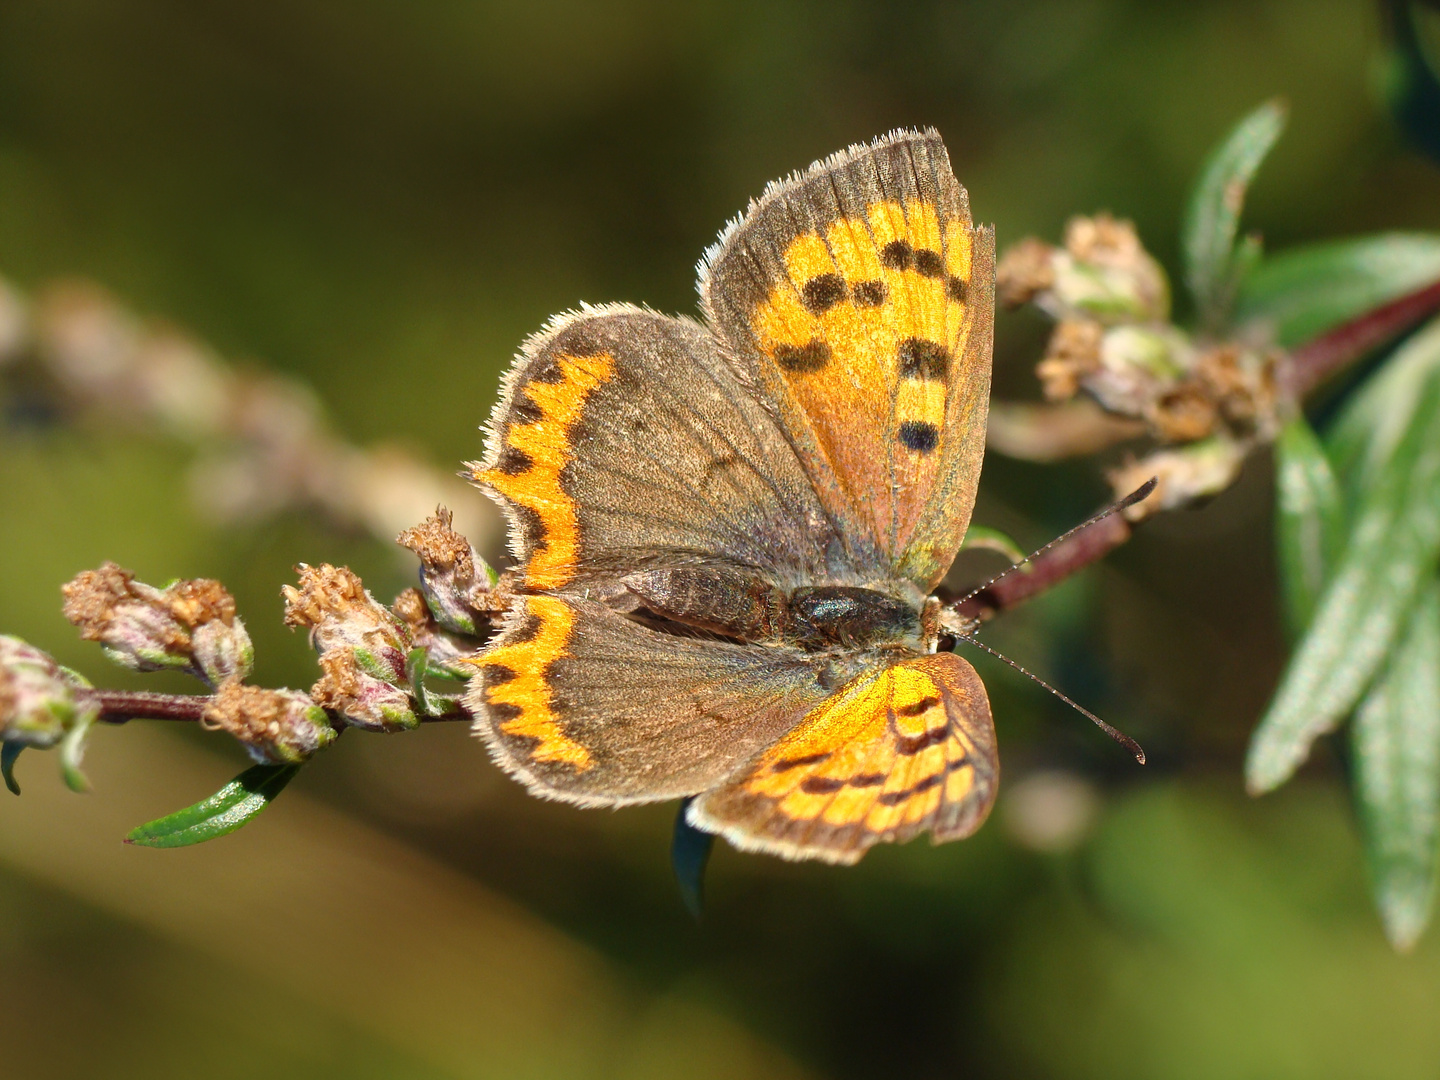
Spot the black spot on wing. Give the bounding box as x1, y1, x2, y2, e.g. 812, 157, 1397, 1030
897, 339, 951, 381
877, 772, 943, 804
494, 446, 533, 475
773, 751, 831, 773
881, 239, 914, 271
914, 249, 944, 278
481, 664, 516, 687
896, 695, 942, 717
898, 420, 940, 453
852, 279, 888, 307
800, 776, 847, 795
774, 340, 832, 373
947, 275, 967, 302
801, 273, 847, 314
509, 395, 544, 426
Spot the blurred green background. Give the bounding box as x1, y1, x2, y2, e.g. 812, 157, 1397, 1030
3, 1, 1440, 1077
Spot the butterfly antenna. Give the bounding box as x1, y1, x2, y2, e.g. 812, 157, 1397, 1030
955, 477, 1158, 608
954, 633, 1146, 764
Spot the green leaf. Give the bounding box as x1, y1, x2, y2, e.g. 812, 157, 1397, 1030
1235, 233, 1440, 348
1274, 415, 1346, 639
1182, 99, 1287, 331
2, 743, 23, 796
1327, 317, 1440, 499
1353, 583, 1440, 952
125, 763, 301, 848
960, 526, 1030, 568
1247, 361, 1440, 794
58, 711, 94, 793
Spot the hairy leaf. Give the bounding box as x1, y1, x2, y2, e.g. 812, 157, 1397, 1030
1247, 364, 1440, 794
1274, 415, 1346, 638
1236, 233, 1440, 347
1182, 99, 1287, 330
1354, 584, 1440, 951
126, 763, 301, 848
1327, 317, 1440, 497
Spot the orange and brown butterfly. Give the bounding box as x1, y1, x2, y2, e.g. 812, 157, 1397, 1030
464, 129, 999, 863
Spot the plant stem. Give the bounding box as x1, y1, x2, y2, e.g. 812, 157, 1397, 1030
1286, 276, 1440, 398
951, 512, 1133, 625
94, 690, 471, 726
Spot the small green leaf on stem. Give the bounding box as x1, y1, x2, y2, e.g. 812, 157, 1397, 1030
1274, 415, 1346, 639
125, 763, 301, 848
58, 712, 94, 793
1247, 362, 1440, 794
1183, 99, 1287, 331
1354, 584, 1440, 952
2, 743, 23, 795
960, 526, 1031, 569
1236, 233, 1440, 348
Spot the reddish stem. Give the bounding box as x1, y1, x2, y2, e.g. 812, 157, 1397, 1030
953, 512, 1133, 625
94, 689, 471, 726
1286, 276, 1440, 398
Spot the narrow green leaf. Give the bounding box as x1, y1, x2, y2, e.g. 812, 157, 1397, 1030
1182, 99, 1287, 330
1327, 317, 1440, 498
960, 526, 1030, 568
58, 712, 94, 793
1274, 415, 1346, 638
125, 763, 301, 848
2, 743, 23, 796
1236, 233, 1440, 347
1354, 583, 1440, 951
1247, 367, 1440, 794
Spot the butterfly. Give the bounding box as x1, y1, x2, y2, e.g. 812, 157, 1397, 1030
465, 129, 999, 864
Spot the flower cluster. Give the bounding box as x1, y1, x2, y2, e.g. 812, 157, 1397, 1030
283, 563, 420, 731
61, 563, 253, 687
996, 214, 1285, 515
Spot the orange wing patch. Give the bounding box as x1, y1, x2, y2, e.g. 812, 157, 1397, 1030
472, 594, 592, 770
750, 199, 976, 554
690, 651, 997, 864
476, 351, 616, 591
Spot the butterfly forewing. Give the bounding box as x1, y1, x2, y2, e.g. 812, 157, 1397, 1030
701, 129, 994, 590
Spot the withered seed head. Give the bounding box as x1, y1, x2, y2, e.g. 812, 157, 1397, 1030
202, 680, 336, 765
61, 562, 251, 685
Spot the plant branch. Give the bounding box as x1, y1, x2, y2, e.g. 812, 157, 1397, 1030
94, 690, 472, 726
951, 511, 1134, 626
1286, 276, 1440, 398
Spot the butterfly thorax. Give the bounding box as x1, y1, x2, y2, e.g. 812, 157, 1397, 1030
617, 566, 925, 651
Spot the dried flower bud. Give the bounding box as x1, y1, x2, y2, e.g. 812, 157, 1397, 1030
1070, 324, 1195, 417
1146, 384, 1220, 443
1036, 320, 1104, 401
202, 681, 337, 765
0, 636, 93, 747
392, 587, 483, 679
282, 563, 412, 684
0, 636, 99, 793
1109, 437, 1246, 520
310, 650, 418, 732
61, 562, 252, 686
396, 507, 501, 635
1057, 214, 1170, 324
996, 238, 1057, 307
283, 564, 418, 731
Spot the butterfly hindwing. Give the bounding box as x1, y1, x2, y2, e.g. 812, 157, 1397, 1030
688, 651, 998, 863
469, 592, 866, 804
701, 129, 995, 590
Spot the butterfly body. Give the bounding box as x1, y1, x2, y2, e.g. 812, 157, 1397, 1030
467, 129, 999, 863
